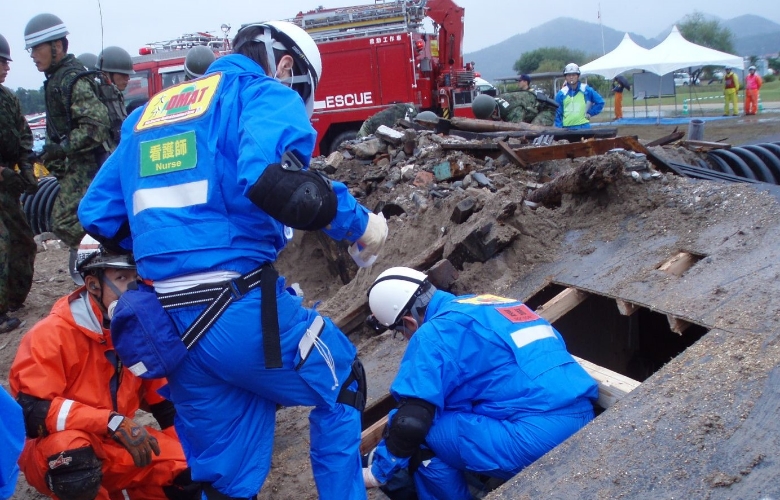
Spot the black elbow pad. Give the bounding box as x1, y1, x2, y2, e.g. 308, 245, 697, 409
246, 152, 337, 231
17, 392, 52, 439
385, 398, 436, 458
149, 400, 176, 430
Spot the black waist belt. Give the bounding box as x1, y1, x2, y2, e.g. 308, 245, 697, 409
156, 263, 283, 369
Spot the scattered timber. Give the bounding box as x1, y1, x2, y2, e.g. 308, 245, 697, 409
645, 127, 685, 147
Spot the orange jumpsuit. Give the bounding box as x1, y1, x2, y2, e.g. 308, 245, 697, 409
745, 73, 763, 115
9, 288, 188, 500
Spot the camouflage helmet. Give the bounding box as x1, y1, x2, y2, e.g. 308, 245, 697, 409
414, 110, 439, 126
24, 13, 69, 50
76, 52, 98, 70
96, 46, 135, 75
472, 93, 497, 120
0, 33, 12, 61
184, 46, 216, 80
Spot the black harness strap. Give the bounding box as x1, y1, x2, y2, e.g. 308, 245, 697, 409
336, 357, 367, 411
157, 263, 283, 369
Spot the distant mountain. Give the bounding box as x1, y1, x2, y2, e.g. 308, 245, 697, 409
466, 18, 655, 82
468, 15, 780, 81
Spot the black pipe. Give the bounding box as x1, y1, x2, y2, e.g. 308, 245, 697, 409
706, 152, 736, 175
708, 149, 758, 180
729, 147, 775, 183
742, 145, 780, 184
35, 179, 60, 234
43, 184, 60, 233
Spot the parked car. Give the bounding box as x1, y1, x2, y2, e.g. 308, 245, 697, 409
474, 76, 497, 96
674, 72, 700, 86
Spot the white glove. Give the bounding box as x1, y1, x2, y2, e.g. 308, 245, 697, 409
350, 212, 388, 268
363, 467, 382, 488
585, 113, 592, 120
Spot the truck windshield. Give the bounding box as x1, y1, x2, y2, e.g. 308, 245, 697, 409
124, 69, 150, 110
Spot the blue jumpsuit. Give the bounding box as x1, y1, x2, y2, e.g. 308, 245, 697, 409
370, 292, 598, 500
554, 82, 605, 129
0, 387, 24, 500
78, 54, 369, 499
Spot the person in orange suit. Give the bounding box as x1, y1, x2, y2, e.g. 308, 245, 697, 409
9, 238, 198, 500
744, 65, 763, 115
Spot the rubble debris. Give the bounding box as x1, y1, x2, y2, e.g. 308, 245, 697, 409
525, 155, 627, 207
681, 139, 732, 152
451, 197, 478, 224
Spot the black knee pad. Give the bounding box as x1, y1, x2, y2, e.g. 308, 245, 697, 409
163, 468, 203, 500
45, 446, 103, 500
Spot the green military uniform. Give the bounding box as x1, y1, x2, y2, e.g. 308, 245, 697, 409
0, 85, 37, 317
43, 53, 112, 248
496, 91, 538, 123
357, 103, 417, 138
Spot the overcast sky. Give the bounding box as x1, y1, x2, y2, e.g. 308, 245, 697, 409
3, 0, 779, 89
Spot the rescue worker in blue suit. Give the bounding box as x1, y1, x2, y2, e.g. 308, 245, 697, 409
77, 21, 388, 500
555, 63, 605, 129
362, 267, 598, 500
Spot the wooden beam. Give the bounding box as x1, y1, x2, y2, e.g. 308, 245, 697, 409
360, 415, 389, 454
616, 299, 640, 316
534, 287, 589, 324
510, 137, 632, 165
667, 315, 693, 335
658, 251, 698, 277
572, 356, 641, 409
644, 128, 684, 147
497, 140, 528, 168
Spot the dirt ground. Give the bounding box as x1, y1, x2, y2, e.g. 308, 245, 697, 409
2, 117, 780, 499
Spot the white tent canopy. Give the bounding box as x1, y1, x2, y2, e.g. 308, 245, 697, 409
580, 26, 744, 79
580, 34, 650, 80
637, 26, 744, 76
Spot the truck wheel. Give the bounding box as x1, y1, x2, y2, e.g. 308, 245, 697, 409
330, 130, 358, 154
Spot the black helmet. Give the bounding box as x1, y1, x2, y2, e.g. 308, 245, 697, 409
76, 52, 98, 70
24, 13, 69, 50
76, 235, 135, 279
184, 46, 216, 80
0, 33, 12, 61
97, 46, 135, 75
472, 93, 497, 120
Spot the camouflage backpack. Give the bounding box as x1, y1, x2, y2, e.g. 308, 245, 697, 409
65, 71, 127, 145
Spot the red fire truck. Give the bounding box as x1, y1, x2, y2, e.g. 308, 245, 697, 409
127, 0, 476, 156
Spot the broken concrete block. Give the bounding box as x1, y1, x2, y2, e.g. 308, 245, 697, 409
375, 125, 405, 146
352, 138, 383, 159
413, 171, 435, 187
324, 151, 344, 173
34, 232, 58, 245
471, 171, 494, 190
445, 221, 519, 269
451, 197, 477, 224
42, 239, 65, 251
401, 165, 415, 181
425, 259, 459, 290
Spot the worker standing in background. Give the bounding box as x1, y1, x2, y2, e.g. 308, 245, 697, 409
0, 33, 38, 334
723, 67, 739, 116
554, 63, 604, 129
744, 65, 762, 116
611, 75, 630, 120
362, 267, 598, 500
25, 13, 112, 283
79, 20, 387, 500
9, 240, 195, 499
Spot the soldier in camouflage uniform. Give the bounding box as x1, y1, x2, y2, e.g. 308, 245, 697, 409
357, 102, 417, 138
25, 14, 112, 267
495, 74, 557, 127
0, 33, 38, 333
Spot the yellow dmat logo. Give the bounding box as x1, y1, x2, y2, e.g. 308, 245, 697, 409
136, 73, 222, 132
456, 294, 516, 305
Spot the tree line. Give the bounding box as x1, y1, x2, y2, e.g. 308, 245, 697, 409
14, 86, 46, 115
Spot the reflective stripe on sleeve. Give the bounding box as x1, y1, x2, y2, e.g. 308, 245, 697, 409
510, 324, 555, 349
132, 180, 208, 215
56, 399, 74, 432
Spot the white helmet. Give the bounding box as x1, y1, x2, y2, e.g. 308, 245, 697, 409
234, 20, 322, 117
76, 234, 135, 278
368, 267, 429, 327
563, 63, 581, 75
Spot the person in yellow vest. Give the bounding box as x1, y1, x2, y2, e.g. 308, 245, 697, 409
723, 67, 739, 116
554, 63, 604, 129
